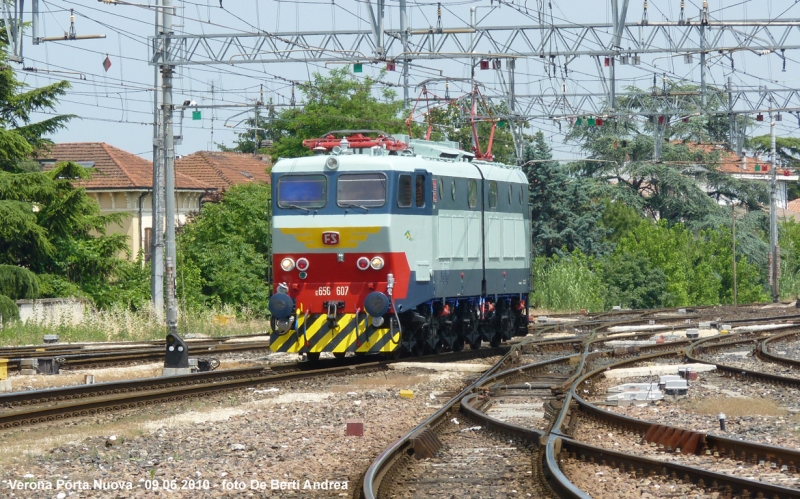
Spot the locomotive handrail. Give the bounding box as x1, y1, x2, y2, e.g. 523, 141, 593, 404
315, 129, 395, 138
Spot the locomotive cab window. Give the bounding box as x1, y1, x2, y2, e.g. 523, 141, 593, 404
277, 174, 327, 209
451, 179, 456, 200
398, 174, 412, 207
468, 179, 477, 208
337, 173, 386, 208
508, 184, 513, 203
488, 181, 498, 209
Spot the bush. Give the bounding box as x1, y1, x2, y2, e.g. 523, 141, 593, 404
0, 294, 18, 323
529, 252, 604, 312
179, 183, 272, 314
599, 251, 668, 309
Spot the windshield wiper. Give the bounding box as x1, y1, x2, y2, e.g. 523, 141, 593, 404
283, 203, 310, 212
340, 202, 370, 212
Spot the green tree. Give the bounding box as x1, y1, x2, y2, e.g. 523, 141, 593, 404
225, 69, 406, 161
0, 30, 135, 308
0, 29, 71, 172
426, 101, 518, 165
0, 264, 38, 322
750, 135, 800, 168
567, 83, 768, 224
600, 200, 644, 243
609, 219, 766, 307
524, 132, 609, 257
750, 134, 800, 200
0, 163, 129, 299
599, 251, 668, 309
179, 183, 272, 312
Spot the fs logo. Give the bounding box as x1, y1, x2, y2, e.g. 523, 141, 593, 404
322, 231, 340, 246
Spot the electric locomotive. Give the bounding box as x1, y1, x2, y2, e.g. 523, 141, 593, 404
268, 131, 530, 360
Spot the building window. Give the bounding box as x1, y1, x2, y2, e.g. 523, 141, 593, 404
144, 228, 153, 263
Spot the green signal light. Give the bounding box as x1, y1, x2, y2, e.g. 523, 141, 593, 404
299, 272, 307, 279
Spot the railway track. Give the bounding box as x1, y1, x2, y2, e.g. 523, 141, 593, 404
0, 334, 274, 372
364, 313, 800, 499
0, 346, 510, 429
9, 306, 800, 498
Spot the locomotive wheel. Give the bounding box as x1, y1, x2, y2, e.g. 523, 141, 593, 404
385, 349, 402, 360
489, 334, 502, 348
435, 341, 447, 354
469, 338, 482, 350
306, 352, 321, 362
411, 342, 425, 357
333, 352, 346, 359
452, 337, 465, 352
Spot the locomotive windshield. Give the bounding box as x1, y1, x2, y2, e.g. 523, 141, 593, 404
337, 173, 386, 208
277, 175, 327, 208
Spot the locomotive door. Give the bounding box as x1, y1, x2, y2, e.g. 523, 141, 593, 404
411, 169, 432, 283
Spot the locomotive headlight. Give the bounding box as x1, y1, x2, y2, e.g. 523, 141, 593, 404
296, 258, 310, 272
370, 256, 384, 270
280, 258, 295, 271
356, 256, 370, 270
325, 157, 339, 170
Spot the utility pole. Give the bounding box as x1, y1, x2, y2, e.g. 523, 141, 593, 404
732, 202, 737, 307
253, 85, 262, 157
151, 0, 164, 322
161, 0, 178, 334
770, 110, 779, 303
400, 0, 409, 107
700, 1, 708, 108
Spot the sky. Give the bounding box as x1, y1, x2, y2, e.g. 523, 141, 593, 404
13, 0, 800, 162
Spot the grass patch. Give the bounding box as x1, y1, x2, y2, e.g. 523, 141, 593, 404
0, 304, 270, 346
684, 396, 787, 417
529, 255, 604, 312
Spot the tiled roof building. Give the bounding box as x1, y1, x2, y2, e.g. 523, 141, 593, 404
38, 143, 214, 261
40, 142, 212, 190
175, 151, 271, 194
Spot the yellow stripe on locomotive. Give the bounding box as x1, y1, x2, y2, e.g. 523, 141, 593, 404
269, 313, 400, 354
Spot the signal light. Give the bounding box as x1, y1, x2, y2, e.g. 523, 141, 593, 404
479, 60, 489, 70
370, 256, 384, 270
296, 258, 309, 272
357, 257, 370, 270
280, 258, 295, 271
386, 61, 396, 71
757, 114, 764, 122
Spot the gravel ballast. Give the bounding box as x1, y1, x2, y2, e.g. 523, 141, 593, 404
0, 366, 485, 498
